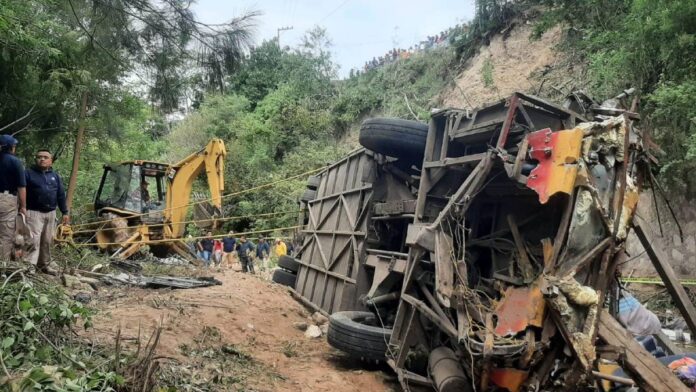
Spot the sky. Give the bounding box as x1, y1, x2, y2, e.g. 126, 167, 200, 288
192, 0, 476, 78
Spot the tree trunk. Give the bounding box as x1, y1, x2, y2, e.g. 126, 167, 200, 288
66, 91, 88, 213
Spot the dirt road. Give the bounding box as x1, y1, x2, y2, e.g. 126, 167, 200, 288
89, 268, 397, 391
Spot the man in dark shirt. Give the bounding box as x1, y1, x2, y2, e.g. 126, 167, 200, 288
236, 235, 255, 273
197, 231, 214, 266
0, 135, 26, 261
221, 231, 236, 269
24, 149, 69, 273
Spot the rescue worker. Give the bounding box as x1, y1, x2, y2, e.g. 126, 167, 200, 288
24, 149, 69, 273
140, 180, 150, 203
0, 135, 27, 260
236, 235, 255, 273
256, 236, 270, 270
197, 231, 214, 265
221, 231, 236, 269
274, 238, 287, 258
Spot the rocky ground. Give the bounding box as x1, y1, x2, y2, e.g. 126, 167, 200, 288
85, 266, 397, 391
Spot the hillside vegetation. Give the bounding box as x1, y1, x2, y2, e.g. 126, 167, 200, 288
1, 0, 695, 224
526, 0, 695, 194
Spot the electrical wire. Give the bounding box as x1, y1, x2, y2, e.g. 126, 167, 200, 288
69, 166, 325, 229
70, 225, 302, 247
70, 210, 300, 235
317, 0, 351, 24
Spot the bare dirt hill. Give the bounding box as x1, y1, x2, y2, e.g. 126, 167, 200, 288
441, 22, 580, 110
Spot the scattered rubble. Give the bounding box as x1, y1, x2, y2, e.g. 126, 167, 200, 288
311, 311, 329, 325
304, 325, 322, 339
73, 292, 92, 304
293, 321, 309, 331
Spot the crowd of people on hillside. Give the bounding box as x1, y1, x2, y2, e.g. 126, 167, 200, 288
350, 24, 467, 77
191, 231, 292, 274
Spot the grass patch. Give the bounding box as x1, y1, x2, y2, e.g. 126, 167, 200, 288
163, 326, 281, 391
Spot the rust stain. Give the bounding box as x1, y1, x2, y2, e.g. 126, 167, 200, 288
526, 128, 584, 203
494, 284, 545, 336
490, 368, 529, 392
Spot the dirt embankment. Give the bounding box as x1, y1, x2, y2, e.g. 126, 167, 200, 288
89, 269, 396, 391
441, 21, 582, 110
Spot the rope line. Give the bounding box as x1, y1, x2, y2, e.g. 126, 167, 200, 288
69, 166, 324, 229
69, 210, 301, 235
70, 225, 303, 248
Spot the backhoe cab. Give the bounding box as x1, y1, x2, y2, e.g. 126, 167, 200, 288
95, 161, 168, 216
91, 139, 226, 261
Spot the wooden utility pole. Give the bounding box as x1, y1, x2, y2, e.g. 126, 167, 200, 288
276, 26, 293, 48
66, 91, 88, 213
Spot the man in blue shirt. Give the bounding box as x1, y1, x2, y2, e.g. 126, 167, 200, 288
256, 236, 270, 270
221, 231, 236, 269
0, 135, 26, 261
24, 149, 69, 274
236, 235, 255, 273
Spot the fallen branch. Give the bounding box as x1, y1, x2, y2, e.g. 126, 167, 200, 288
403, 94, 420, 121
0, 105, 35, 133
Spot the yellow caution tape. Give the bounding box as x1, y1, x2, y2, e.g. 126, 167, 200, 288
620, 277, 696, 286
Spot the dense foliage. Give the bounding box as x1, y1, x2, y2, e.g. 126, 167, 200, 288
0, 278, 125, 390
161, 25, 466, 234
333, 46, 456, 127
531, 0, 696, 194
0, 0, 256, 213
165, 30, 348, 233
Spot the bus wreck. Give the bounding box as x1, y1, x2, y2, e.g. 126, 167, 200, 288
291, 92, 690, 391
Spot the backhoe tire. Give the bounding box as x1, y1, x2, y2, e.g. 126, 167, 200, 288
272, 268, 297, 288
327, 311, 392, 361
277, 255, 300, 273
307, 175, 321, 190
359, 117, 428, 160
300, 189, 317, 203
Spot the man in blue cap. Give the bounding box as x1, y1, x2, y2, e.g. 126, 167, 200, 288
0, 134, 27, 260
25, 149, 69, 274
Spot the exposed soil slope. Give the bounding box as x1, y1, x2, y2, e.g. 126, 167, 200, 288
441, 22, 578, 109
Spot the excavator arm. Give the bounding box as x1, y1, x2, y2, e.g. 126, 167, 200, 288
165, 138, 227, 238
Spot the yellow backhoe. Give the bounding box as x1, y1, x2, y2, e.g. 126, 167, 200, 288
88, 139, 226, 260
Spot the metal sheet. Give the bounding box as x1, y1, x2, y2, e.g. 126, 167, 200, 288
493, 284, 545, 337
295, 150, 374, 314
526, 128, 583, 204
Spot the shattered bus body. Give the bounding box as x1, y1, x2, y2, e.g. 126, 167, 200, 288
293, 92, 688, 391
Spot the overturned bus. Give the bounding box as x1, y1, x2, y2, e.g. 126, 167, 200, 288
290, 92, 687, 391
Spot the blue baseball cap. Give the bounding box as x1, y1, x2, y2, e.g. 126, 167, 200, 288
0, 134, 18, 147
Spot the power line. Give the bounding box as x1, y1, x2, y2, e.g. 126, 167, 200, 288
70, 225, 302, 247
70, 210, 300, 235
318, 0, 351, 24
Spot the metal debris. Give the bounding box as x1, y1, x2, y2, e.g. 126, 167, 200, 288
100, 273, 222, 289
292, 91, 696, 391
